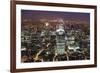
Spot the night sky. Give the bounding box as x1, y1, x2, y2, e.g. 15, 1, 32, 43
21, 10, 90, 23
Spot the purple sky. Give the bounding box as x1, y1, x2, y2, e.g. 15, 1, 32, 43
21, 10, 90, 24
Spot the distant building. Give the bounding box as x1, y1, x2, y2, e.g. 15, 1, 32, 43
56, 24, 66, 55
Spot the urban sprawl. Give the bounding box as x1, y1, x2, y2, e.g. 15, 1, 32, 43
21, 19, 90, 62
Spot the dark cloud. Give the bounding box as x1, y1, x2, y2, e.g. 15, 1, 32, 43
21, 10, 90, 23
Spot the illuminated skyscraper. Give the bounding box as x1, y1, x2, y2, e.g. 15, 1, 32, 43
56, 23, 66, 55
